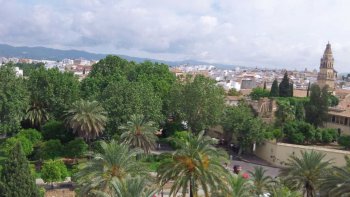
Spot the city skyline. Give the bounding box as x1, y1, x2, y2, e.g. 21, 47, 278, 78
1, 0, 350, 72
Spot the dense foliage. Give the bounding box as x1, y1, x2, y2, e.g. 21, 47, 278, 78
0, 143, 39, 197
0, 65, 29, 134
305, 84, 329, 127
249, 87, 269, 100
269, 79, 279, 97
279, 72, 292, 97
168, 75, 225, 133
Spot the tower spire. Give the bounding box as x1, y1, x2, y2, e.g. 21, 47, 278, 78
317, 42, 335, 90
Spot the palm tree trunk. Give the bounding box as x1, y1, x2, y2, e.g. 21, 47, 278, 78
190, 179, 194, 197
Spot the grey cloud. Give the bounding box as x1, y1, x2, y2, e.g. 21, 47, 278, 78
1, 0, 350, 72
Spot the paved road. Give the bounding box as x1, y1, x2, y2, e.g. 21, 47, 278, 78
230, 159, 280, 178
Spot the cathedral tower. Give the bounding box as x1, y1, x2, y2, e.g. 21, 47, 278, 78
317, 42, 336, 90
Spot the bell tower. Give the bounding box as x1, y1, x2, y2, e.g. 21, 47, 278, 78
317, 42, 336, 90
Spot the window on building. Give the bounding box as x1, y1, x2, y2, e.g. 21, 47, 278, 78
332, 116, 336, 123
345, 118, 348, 125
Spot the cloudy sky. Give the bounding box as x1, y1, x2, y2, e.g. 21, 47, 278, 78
1, 0, 350, 71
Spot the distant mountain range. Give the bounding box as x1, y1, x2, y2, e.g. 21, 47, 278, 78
0, 43, 236, 68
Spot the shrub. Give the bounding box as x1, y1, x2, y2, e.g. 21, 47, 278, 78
64, 138, 88, 158
1, 136, 33, 156
39, 187, 46, 197
320, 128, 337, 143
289, 132, 305, 144
338, 135, 350, 149
41, 160, 68, 183
17, 129, 43, 145
42, 120, 74, 143
168, 131, 189, 149
38, 140, 63, 159
249, 87, 269, 100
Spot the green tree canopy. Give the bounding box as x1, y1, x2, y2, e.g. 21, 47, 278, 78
221, 104, 271, 155
168, 75, 225, 133
0, 143, 39, 197
42, 120, 74, 143
38, 139, 64, 160
270, 79, 279, 97
157, 131, 229, 197
102, 81, 163, 135
119, 114, 158, 154
1, 136, 33, 156
129, 61, 176, 99
0, 64, 29, 134
74, 140, 148, 196
279, 72, 291, 97
64, 100, 107, 142
280, 151, 331, 197
64, 138, 88, 158
27, 67, 80, 119
249, 87, 269, 100
227, 88, 241, 96
305, 84, 329, 127
41, 159, 68, 183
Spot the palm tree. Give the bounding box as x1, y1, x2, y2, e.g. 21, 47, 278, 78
249, 166, 273, 196
157, 131, 229, 197
25, 101, 49, 129
320, 156, 350, 196
212, 174, 253, 197
119, 114, 158, 154
64, 100, 107, 142
280, 151, 331, 197
74, 140, 149, 196
93, 176, 158, 197
228, 174, 253, 197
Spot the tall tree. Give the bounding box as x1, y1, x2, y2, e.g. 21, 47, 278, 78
25, 100, 49, 130
27, 67, 80, 119
93, 176, 158, 197
222, 104, 270, 155
101, 81, 163, 135
289, 82, 294, 97
270, 79, 279, 97
129, 61, 176, 99
305, 84, 329, 127
64, 100, 107, 142
295, 102, 305, 121
279, 72, 291, 97
169, 75, 225, 133
263, 81, 267, 90
280, 151, 331, 197
119, 114, 158, 154
0, 143, 39, 197
320, 156, 350, 196
157, 131, 229, 197
0, 64, 29, 134
275, 100, 296, 127
306, 82, 311, 97
74, 140, 148, 196
249, 166, 273, 196
81, 55, 135, 100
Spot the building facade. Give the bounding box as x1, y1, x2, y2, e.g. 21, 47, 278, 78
317, 42, 336, 90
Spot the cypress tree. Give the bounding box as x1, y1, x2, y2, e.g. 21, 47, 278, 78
279, 72, 290, 97
263, 81, 267, 90
305, 84, 329, 127
306, 82, 310, 97
0, 143, 39, 197
289, 82, 294, 97
269, 79, 279, 97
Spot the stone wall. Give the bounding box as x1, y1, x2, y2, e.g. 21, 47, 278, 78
255, 141, 350, 167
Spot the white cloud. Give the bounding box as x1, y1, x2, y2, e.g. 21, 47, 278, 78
1, 0, 350, 71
